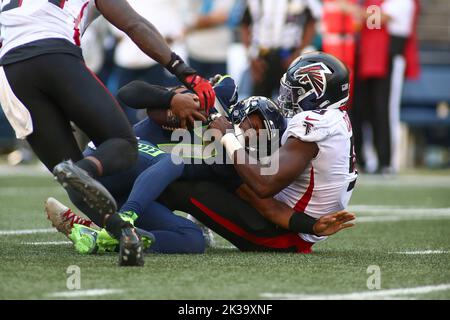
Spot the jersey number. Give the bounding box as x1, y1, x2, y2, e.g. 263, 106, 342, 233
1, 0, 67, 12
349, 136, 356, 174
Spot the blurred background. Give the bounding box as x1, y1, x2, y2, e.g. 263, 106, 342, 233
0, 0, 448, 174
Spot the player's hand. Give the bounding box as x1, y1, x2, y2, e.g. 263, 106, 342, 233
208, 115, 233, 140
165, 53, 216, 114
313, 210, 355, 236
185, 74, 216, 113
170, 93, 206, 129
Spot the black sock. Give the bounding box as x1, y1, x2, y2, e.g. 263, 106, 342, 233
75, 158, 99, 178
105, 213, 133, 240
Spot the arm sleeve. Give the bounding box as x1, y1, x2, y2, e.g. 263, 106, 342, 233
117, 81, 176, 110
288, 211, 317, 234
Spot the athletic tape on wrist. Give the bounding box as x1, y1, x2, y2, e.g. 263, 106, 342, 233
221, 133, 244, 160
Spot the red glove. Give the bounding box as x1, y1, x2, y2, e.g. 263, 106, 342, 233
166, 52, 216, 114
185, 74, 216, 114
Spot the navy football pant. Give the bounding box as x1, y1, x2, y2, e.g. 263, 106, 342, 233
71, 141, 204, 254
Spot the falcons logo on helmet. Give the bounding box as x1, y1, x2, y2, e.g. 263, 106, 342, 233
294, 62, 332, 99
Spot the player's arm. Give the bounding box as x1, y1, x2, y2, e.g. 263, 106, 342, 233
95, 0, 215, 111
209, 116, 317, 198
236, 184, 355, 236
234, 137, 318, 198
117, 81, 206, 128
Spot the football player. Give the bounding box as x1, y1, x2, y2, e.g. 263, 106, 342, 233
54, 77, 354, 255
0, 0, 215, 266
160, 52, 357, 253
45, 87, 284, 258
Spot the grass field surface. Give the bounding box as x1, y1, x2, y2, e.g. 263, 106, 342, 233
0, 169, 449, 300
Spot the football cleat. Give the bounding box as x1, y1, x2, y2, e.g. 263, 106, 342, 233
45, 197, 95, 237
69, 224, 102, 254
119, 227, 145, 267
53, 160, 117, 217
69, 224, 154, 256
187, 214, 215, 248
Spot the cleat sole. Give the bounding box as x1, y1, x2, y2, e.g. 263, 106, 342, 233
53, 162, 117, 217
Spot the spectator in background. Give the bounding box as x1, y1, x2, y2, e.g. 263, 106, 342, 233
184, 0, 238, 80
351, 0, 420, 174
321, 0, 359, 102
241, 0, 322, 98
110, 0, 185, 124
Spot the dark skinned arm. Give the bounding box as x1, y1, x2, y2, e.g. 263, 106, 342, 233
209, 116, 318, 198
96, 0, 172, 66
237, 184, 356, 236
233, 137, 318, 198
237, 184, 293, 229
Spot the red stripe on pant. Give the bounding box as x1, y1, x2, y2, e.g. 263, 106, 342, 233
190, 198, 313, 254
82, 62, 125, 115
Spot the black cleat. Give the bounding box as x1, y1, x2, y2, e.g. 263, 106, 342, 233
119, 227, 144, 267
53, 160, 117, 217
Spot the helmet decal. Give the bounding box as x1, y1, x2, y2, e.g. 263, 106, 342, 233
293, 62, 333, 99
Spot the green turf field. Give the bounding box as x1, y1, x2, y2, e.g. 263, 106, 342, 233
0, 169, 449, 300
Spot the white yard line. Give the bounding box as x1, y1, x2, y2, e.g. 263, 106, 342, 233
357, 176, 450, 188
349, 206, 450, 215
390, 250, 450, 255
22, 241, 71, 245
47, 289, 124, 298
346, 206, 450, 223
0, 164, 49, 176
0, 228, 56, 235
213, 245, 238, 250
261, 283, 450, 300
0, 186, 63, 196
356, 214, 450, 223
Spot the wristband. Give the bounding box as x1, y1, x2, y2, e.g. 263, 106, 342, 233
221, 133, 244, 160
166, 52, 196, 81
288, 212, 318, 235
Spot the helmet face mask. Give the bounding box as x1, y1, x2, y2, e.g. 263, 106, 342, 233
231, 96, 287, 156
278, 74, 311, 117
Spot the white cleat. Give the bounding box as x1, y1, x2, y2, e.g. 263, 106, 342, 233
45, 197, 95, 237
187, 214, 216, 248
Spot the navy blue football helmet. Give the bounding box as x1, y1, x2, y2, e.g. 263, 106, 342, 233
278, 51, 350, 117
210, 75, 238, 118
230, 96, 286, 155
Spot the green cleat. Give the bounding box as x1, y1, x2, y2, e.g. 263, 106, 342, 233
69, 224, 154, 255
69, 224, 118, 254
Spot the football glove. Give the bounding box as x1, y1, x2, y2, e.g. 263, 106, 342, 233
166, 52, 216, 114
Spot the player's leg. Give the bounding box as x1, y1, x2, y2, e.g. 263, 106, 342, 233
4, 54, 142, 265
134, 201, 205, 254
351, 77, 371, 170
159, 181, 313, 253
40, 54, 141, 250
372, 77, 392, 171
119, 152, 184, 216
65, 152, 204, 254
112, 149, 204, 253
43, 54, 138, 177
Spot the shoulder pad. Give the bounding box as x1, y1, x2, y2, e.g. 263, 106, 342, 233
282, 109, 342, 143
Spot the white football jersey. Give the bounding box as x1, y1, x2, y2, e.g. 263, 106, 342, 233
0, 0, 99, 58
274, 109, 357, 241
